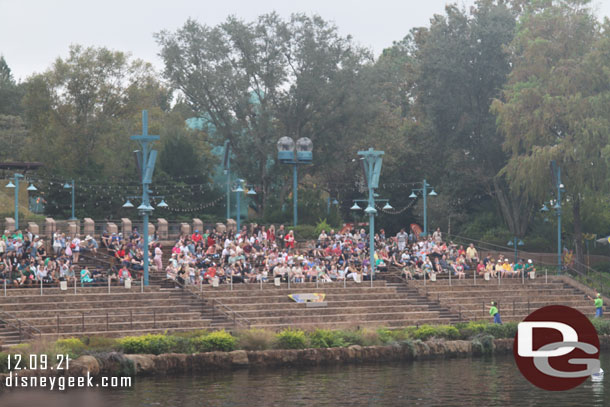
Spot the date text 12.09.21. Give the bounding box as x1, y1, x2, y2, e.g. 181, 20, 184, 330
7, 354, 71, 371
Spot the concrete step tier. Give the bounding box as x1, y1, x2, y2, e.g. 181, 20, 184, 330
29, 318, 211, 334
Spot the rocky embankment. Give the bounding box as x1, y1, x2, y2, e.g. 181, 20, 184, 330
2, 336, 610, 383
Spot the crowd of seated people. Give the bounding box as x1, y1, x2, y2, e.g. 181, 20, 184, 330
0, 228, 109, 287
160, 224, 532, 287
0, 223, 538, 289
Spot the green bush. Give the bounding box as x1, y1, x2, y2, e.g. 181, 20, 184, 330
591, 318, 610, 336
172, 336, 195, 354
411, 325, 459, 341
456, 322, 487, 339
309, 329, 346, 348
0, 352, 8, 373
193, 331, 236, 352
412, 325, 437, 341
376, 328, 395, 344
483, 322, 518, 339
275, 329, 308, 349
55, 337, 87, 358
80, 336, 119, 352
335, 330, 366, 346
119, 334, 174, 355
315, 219, 333, 237
238, 329, 276, 351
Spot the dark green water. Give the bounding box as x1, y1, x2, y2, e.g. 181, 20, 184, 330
1, 353, 608, 406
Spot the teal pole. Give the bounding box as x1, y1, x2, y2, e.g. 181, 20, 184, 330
131, 110, 159, 287
236, 187, 241, 232
557, 167, 562, 275
514, 236, 518, 264
293, 164, 298, 227
14, 174, 20, 230
226, 165, 231, 220
369, 188, 375, 287
70, 180, 76, 220
423, 179, 427, 236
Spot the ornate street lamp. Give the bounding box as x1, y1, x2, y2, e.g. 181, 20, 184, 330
277, 136, 313, 226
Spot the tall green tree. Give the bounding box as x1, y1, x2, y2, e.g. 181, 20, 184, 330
156, 13, 377, 216
492, 0, 610, 268
22, 45, 172, 178
378, 1, 521, 234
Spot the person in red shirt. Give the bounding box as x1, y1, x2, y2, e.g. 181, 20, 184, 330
204, 264, 217, 283
284, 230, 295, 249
207, 233, 216, 248
191, 230, 202, 243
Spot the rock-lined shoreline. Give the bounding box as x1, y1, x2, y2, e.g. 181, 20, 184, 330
2, 335, 609, 383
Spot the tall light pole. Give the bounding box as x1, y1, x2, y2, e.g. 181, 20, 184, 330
130, 110, 159, 286
277, 137, 313, 226
409, 179, 438, 236
6, 173, 23, 230
63, 180, 76, 220
351, 148, 385, 287
234, 179, 244, 232
223, 140, 231, 220
540, 162, 564, 275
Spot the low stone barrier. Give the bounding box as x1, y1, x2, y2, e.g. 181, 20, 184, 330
2, 336, 609, 383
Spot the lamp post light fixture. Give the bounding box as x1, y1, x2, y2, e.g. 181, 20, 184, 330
507, 237, 525, 265
130, 110, 160, 286
326, 197, 339, 214
63, 180, 76, 220
5, 173, 25, 230
350, 148, 385, 287
409, 179, 437, 237
277, 136, 313, 226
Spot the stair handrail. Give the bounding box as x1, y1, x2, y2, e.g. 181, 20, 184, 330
0, 310, 42, 342
171, 280, 251, 329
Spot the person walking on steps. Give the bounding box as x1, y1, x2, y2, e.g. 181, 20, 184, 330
488, 301, 502, 324
587, 293, 604, 318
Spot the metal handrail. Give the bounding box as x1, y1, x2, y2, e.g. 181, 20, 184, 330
0, 310, 42, 342
171, 279, 251, 328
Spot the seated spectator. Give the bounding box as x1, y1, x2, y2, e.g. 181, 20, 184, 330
84, 235, 99, 254
466, 243, 479, 263
80, 266, 94, 285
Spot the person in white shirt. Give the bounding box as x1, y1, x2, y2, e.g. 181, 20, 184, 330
71, 235, 81, 263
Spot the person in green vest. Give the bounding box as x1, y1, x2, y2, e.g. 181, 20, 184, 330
587, 293, 604, 318
487, 301, 502, 324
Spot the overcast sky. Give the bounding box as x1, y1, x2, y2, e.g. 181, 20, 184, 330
2, 0, 610, 82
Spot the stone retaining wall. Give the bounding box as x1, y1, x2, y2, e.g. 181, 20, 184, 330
2, 336, 610, 384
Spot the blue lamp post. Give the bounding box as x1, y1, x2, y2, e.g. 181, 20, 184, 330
277, 137, 313, 226
130, 110, 159, 286
507, 237, 525, 264
5, 173, 24, 230
222, 140, 231, 220
233, 180, 245, 232
409, 179, 437, 236
351, 148, 385, 287
63, 180, 76, 220
540, 162, 564, 274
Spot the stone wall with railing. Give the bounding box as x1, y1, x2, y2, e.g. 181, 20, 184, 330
1, 217, 233, 243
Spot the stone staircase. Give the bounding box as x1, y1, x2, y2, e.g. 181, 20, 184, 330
181, 281, 459, 331
0, 286, 215, 345
405, 276, 605, 322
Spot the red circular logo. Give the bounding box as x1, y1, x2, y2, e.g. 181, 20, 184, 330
513, 305, 600, 391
